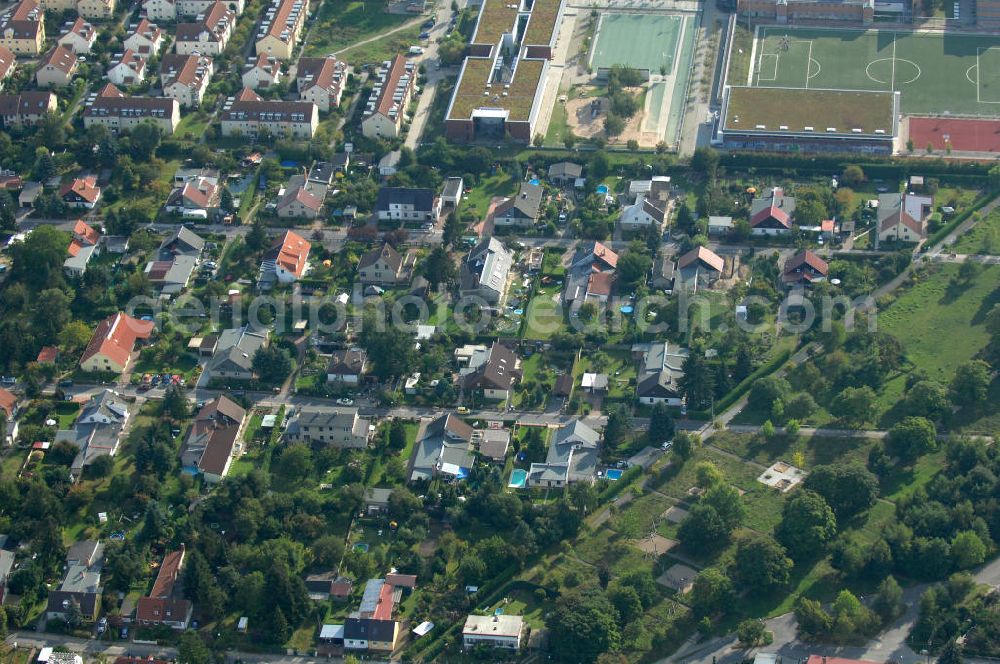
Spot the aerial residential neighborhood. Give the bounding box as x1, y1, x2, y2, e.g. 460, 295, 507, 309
0, 0, 998, 659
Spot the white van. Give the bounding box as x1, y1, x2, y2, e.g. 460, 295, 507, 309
181, 209, 208, 220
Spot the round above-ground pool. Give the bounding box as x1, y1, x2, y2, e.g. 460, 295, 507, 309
620, 305, 634, 314
508, 468, 528, 488
353, 542, 369, 553
596, 184, 610, 194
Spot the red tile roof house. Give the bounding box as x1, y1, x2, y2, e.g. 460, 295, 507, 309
64, 219, 101, 277
165, 177, 219, 212
60, 175, 101, 209
260, 229, 310, 285
749, 187, 795, 235
79, 312, 154, 374
160, 53, 213, 108
782, 249, 829, 286
241, 53, 282, 90
57, 17, 97, 54
135, 546, 193, 629
296, 55, 347, 113
35, 45, 78, 88
36, 346, 59, 364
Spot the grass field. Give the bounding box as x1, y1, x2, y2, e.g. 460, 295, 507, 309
751, 26, 1000, 116
879, 264, 998, 382
589, 12, 683, 74
951, 209, 1000, 254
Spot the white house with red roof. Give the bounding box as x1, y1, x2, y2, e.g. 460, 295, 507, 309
108, 49, 148, 87
296, 55, 347, 112
60, 175, 101, 209
749, 187, 795, 235
165, 176, 219, 212
877, 192, 933, 245
241, 53, 281, 89
64, 219, 101, 277
160, 53, 213, 108
57, 18, 97, 54
174, 1, 235, 55
123, 18, 163, 56
361, 55, 414, 139
260, 230, 310, 285
35, 45, 78, 88
79, 312, 154, 374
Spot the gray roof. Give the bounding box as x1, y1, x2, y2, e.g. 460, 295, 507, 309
411, 413, 474, 481
442, 176, 463, 199
552, 420, 599, 449
548, 161, 582, 179
460, 237, 512, 296
160, 226, 205, 257
637, 341, 687, 398
285, 408, 366, 435
375, 187, 435, 212
209, 327, 267, 374
494, 182, 542, 221
344, 617, 397, 642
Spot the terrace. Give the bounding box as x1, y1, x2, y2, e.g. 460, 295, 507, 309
723, 86, 895, 137
523, 0, 560, 46
472, 0, 519, 45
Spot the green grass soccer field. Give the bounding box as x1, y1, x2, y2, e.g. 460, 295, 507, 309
751, 26, 1000, 116
589, 13, 684, 74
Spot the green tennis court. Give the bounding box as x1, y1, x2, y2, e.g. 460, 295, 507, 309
589, 12, 683, 74
752, 26, 1000, 116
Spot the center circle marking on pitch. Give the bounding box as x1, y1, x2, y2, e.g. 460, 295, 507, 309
866, 57, 922, 86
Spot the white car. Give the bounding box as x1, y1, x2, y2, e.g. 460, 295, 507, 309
336, 398, 354, 406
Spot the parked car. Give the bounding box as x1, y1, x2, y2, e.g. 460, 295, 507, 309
336, 398, 354, 406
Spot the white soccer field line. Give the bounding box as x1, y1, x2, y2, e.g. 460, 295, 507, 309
891, 33, 897, 91
805, 40, 813, 89
975, 46, 1000, 103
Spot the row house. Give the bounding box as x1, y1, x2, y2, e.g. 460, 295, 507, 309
178, 0, 243, 14
254, 0, 305, 59
41, 0, 114, 18
174, 1, 234, 55
108, 50, 148, 87
296, 55, 346, 112
160, 53, 213, 107
241, 53, 281, 89
219, 87, 316, 138
141, 0, 176, 21
83, 83, 180, 134
57, 18, 96, 54
0, 0, 44, 56
123, 18, 163, 57
0, 91, 56, 127
36, 45, 77, 88
361, 55, 413, 139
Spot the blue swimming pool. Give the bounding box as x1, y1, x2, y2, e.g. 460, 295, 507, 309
529, 178, 541, 186
596, 184, 609, 194
606, 469, 624, 480
620, 305, 634, 314
513, 308, 523, 315
508, 469, 528, 488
